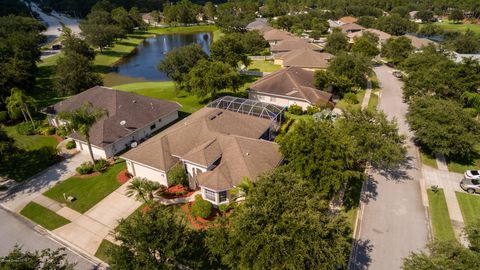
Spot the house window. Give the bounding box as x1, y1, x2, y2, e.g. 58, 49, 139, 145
219, 191, 227, 202
204, 189, 216, 202
270, 97, 276, 102
150, 124, 156, 130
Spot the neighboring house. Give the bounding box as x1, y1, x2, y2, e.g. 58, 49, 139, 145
404, 34, 436, 50
263, 29, 294, 45
347, 28, 392, 45
246, 18, 274, 33
122, 97, 284, 205
339, 16, 358, 24
274, 48, 334, 70
270, 38, 322, 54
141, 12, 163, 26
452, 52, 480, 63
43, 86, 180, 158
248, 66, 334, 110
338, 23, 365, 34
328, 19, 343, 32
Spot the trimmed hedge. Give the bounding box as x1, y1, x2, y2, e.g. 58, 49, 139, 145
191, 194, 212, 219
65, 140, 76, 149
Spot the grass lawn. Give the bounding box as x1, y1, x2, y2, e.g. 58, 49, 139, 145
427, 189, 456, 242
247, 60, 282, 72
0, 125, 59, 181
335, 90, 366, 111
95, 239, 116, 264
456, 192, 480, 226
447, 145, 480, 174
433, 21, 480, 34
420, 150, 438, 169
367, 91, 379, 111
20, 202, 70, 230
43, 161, 125, 213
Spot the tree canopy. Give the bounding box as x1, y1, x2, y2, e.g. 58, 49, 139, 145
327, 52, 371, 88
375, 13, 417, 35
352, 35, 380, 58
324, 29, 348, 55
210, 34, 249, 68
186, 59, 240, 97
381, 36, 414, 64
0, 246, 75, 270
157, 43, 207, 85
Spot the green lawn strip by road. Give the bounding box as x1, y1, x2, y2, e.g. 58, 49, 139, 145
335, 90, 366, 111
0, 125, 59, 181
366, 91, 379, 111
95, 239, 116, 264
20, 202, 70, 230
420, 150, 439, 169
247, 60, 282, 72
427, 189, 456, 242
43, 161, 125, 213
456, 192, 480, 226
447, 145, 480, 174
433, 21, 480, 34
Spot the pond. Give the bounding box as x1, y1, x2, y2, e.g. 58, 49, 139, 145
107, 32, 212, 84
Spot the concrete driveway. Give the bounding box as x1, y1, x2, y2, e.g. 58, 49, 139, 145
350, 65, 429, 270
53, 180, 142, 255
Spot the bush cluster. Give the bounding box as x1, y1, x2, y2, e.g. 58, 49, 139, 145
65, 140, 76, 150
287, 104, 303, 115
0, 111, 8, 122
343, 93, 359, 104
93, 159, 109, 173
191, 194, 212, 219
16, 122, 37, 135
56, 125, 70, 137
167, 163, 189, 187
76, 161, 94, 175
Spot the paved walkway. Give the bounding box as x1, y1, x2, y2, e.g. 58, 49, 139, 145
0, 153, 90, 212
360, 80, 372, 110
435, 153, 449, 171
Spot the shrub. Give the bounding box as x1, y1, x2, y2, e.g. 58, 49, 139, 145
288, 104, 303, 115
65, 140, 76, 150
305, 106, 319, 115
343, 92, 359, 104
0, 111, 8, 122
167, 163, 189, 187
191, 194, 212, 219
56, 125, 70, 137
38, 126, 56, 135
16, 122, 37, 135
93, 159, 109, 172
76, 161, 94, 175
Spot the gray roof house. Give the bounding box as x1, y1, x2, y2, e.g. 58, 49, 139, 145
43, 86, 180, 158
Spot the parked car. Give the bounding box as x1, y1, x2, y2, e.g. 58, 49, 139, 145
392, 70, 403, 78
460, 177, 480, 194
464, 170, 480, 180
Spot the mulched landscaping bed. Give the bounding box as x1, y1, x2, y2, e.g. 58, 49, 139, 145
117, 169, 131, 184
51, 134, 64, 144
161, 185, 196, 199
181, 202, 220, 229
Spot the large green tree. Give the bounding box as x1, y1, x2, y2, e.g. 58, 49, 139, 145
210, 34, 249, 68
0, 246, 75, 270
186, 59, 240, 97
448, 9, 464, 23
327, 52, 371, 88
324, 29, 348, 55
381, 36, 414, 64
157, 43, 207, 86
215, 1, 257, 33
58, 102, 108, 163
375, 13, 417, 35
5, 87, 36, 126
80, 9, 120, 51
406, 97, 480, 159
206, 169, 352, 269
109, 205, 210, 269
352, 35, 380, 58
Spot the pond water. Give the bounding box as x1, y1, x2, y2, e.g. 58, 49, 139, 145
109, 32, 212, 82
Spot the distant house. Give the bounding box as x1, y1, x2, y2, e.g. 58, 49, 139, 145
246, 18, 274, 33
274, 49, 334, 70
404, 34, 436, 50
347, 28, 392, 45
248, 67, 334, 110
122, 97, 283, 205
270, 38, 322, 54
452, 52, 480, 63
328, 19, 343, 32
338, 23, 365, 34
43, 86, 180, 158
263, 29, 295, 45
339, 16, 358, 24
141, 12, 163, 26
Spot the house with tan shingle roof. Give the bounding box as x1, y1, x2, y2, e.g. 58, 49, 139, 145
121, 98, 283, 205
270, 38, 322, 54
339, 16, 358, 24
404, 34, 437, 50
248, 67, 333, 110
43, 86, 180, 158
347, 28, 392, 45
274, 49, 334, 70
338, 23, 365, 34
263, 28, 295, 45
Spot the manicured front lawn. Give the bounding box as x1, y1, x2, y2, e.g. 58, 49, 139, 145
20, 202, 70, 230
427, 189, 456, 242
433, 21, 480, 34
335, 90, 366, 111
0, 125, 59, 181
43, 161, 125, 213
95, 239, 116, 264
367, 91, 379, 111
420, 150, 438, 169
456, 192, 480, 226
247, 60, 282, 72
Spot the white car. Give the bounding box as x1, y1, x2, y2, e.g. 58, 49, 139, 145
464, 170, 480, 180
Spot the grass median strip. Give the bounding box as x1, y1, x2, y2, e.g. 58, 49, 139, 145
456, 192, 480, 226
20, 202, 70, 230
43, 161, 125, 213
427, 189, 456, 242
95, 239, 116, 264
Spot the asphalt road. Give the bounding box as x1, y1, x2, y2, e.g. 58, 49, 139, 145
350, 65, 429, 269
0, 207, 98, 270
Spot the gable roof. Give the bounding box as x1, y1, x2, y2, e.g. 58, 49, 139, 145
247, 18, 269, 30
122, 106, 282, 190
339, 16, 358, 24
347, 28, 392, 43
270, 38, 322, 53
263, 29, 294, 42
339, 23, 365, 33
249, 67, 333, 106
44, 86, 180, 148
404, 34, 436, 49
279, 49, 334, 69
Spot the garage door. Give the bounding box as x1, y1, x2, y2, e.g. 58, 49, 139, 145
76, 141, 106, 158
132, 163, 168, 186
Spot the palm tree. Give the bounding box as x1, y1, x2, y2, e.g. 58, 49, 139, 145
229, 176, 254, 201
126, 177, 161, 204
5, 88, 37, 127
58, 102, 108, 163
